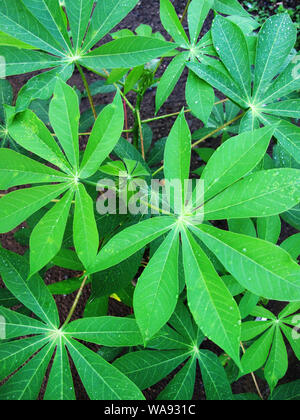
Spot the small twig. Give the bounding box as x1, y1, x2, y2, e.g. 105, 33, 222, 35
136, 109, 145, 159
61, 275, 88, 329
76, 63, 97, 120
180, 0, 192, 23
240, 342, 264, 400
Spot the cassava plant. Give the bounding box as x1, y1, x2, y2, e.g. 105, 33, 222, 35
0, 0, 299, 401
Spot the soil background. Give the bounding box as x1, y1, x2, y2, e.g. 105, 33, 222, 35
0, 0, 299, 400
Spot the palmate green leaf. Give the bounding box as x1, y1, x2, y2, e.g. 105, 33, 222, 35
0, 47, 61, 76
188, 0, 213, 45
65, 0, 94, 53
239, 110, 259, 133
79, 93, 124, 179
253, 14, 297, 101
0, 336, 50, 383
16, 64, 74, 112
49, 79, 80, 170
21, 0, 72, 53
241, 321, 273, 341
0, 183, 70, 234
134, 228, 179, 341
212, 15, 251, 101
201, 126, 275, 201
82, 0, 139, 53
194, 224, 300, 302
44, 337, 75, 401
186, 70, 215, 125
0, 149, 71, 190
264, 327, 288, 393
155, 53, 187, 114
0, 341, 55, 401
164, 110, 191, 205
29, 190, 74, 277
89, 216, 176, 274
74, 183, 99, 270
66, 338, 145, 400
181, 229, 241, 367
0, 289, 18, 308
204, 169, 300, 220
79, 37, 175, 72
0, 0, 66, 56
157, 357, 196, 400
64, 317, 143, 347
0, 247, 59, 328
113, 350, 191, 390
0, 306, 51, 339
160, 0, 189, 47
280, 324, 300, 361
228, 218, 257, 238
197, 350, 233, 400
7, 108, 72, 174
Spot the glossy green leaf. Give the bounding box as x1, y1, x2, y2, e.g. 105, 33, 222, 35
79, 37, 175, 71
155, 53, 186, 113
212, 15, 251, 101
253, 14, 297, 101
164, 111, 191, 205
82, 0, 139, 52
79, 93, 124, 179
66, 338, 145, 400
197, 350, 233, 400
157, 357, 196, 400
44, 338, 75, 401
257, 215, 281, 244
29, 190, 74, 276
188, 0, 213, 45
134, 229, 179, 341
0, 341, 55, 400
65, 317, 143, 347
73, 183, 99, 270
186, 70, 214, 125
160, 0, 189, 47
0, 183, 70, 234
195, 224, 300, 302
49, 79, 80, 169
0, 0, 65, 56
7, 108, 72, 174
0, 247, 59, 327
201, 126, 275, 201
113, 350, 190, 389
270, 381, 300, 401
241, 326, 275, 375
89, 216, 176, 274
65, 0, 94, 53
0, 149, 70, 190
182, 229, 241, 366
204, 169, 300, 220
264, 327, 288, 393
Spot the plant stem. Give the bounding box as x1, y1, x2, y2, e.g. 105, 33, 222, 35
152, 112, 244, 177
76, 63, 97, 120
136, 109, 145, 159
61, 275, 88, 329
181, 0, 192, 23
141, 99, 228, 124
240, 342, 264, 400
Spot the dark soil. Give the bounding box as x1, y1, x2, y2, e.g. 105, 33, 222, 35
0, 0, 299, 401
